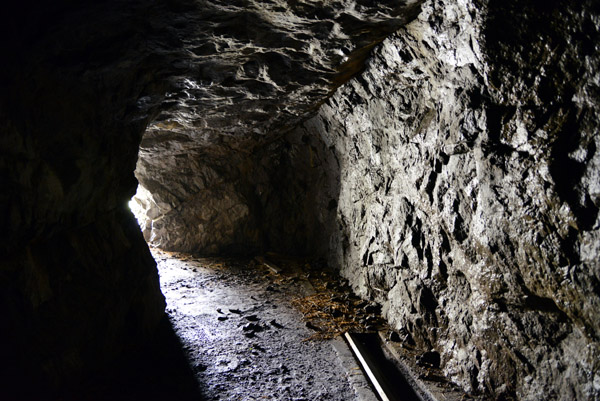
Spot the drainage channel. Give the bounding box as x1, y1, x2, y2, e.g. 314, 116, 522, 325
345, 332, 422, 401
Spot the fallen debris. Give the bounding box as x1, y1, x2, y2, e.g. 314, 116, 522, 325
255, 256, 282, 274
290, 277, 386, 341
305, 321, 322, 332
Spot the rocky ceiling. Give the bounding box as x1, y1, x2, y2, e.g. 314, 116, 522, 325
143, 0, 423, 136
3, 0, 424, 255
126, 0, 424, 253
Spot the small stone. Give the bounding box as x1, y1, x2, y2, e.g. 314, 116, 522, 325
305, 321, 321, 332
243, 322, 263, 332
245, 315, 259, 321
217, 316, 228, 321
229, 308, 242, 314
253, 344, 266, 352
270, 319, 284, 328
364, 302, 380, 314
417, 351, 441, 369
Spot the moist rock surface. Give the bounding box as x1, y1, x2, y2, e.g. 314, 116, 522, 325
1, 0, 422, 392
130, 0, 600, 398
282, 0, 600, 399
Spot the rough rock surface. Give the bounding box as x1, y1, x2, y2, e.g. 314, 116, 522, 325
1, 0, 421, 394
131, 0, 423, 253
3, 0, 600, 399
131, 0, 600, 398
0, 211, 165, 396
286, 0, 600, 399
2, 1, 169, 392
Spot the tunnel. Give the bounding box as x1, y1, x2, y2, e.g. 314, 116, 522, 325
1, 0, 600, 400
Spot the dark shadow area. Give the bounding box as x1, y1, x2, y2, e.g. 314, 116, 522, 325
250, 119, 343, 260
1, 318, 202, 401
59, 317, 203, 401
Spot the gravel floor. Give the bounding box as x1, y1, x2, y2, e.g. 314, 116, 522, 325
153, 248, 376, 401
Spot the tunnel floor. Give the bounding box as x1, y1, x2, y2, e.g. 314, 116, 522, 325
53, 248, 470, 401
153, 248, 384, 401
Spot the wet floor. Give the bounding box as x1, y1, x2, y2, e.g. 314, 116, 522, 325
19, 250, 463, 401
154, 249, 377, 401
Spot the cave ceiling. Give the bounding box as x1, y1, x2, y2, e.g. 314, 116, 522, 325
1, 0, 423, 253
139, 0, 423, 147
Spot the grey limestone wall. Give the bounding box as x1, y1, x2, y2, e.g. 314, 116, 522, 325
290, 0, 600, 398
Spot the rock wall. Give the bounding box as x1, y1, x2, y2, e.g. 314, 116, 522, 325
0, 0, 422, 393
1, 2, 169, 395
1, 0, 424, 393
0, 210, 164, 396
288, 0, 600, 399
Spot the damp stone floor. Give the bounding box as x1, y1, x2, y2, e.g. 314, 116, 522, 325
154, 248, 377, 401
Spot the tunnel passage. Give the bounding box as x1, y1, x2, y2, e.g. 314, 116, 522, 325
132, 1, 600, 399
2, 0, 600, 400
126, 0, 424, 256
0, 0, 423, 397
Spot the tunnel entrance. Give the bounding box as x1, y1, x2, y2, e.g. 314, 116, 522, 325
126, 153, 439, 399
125, 169, 463, 401
128, 184, 156, 242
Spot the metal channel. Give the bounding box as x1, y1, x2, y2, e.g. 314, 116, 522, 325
344, 332, 421, 401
